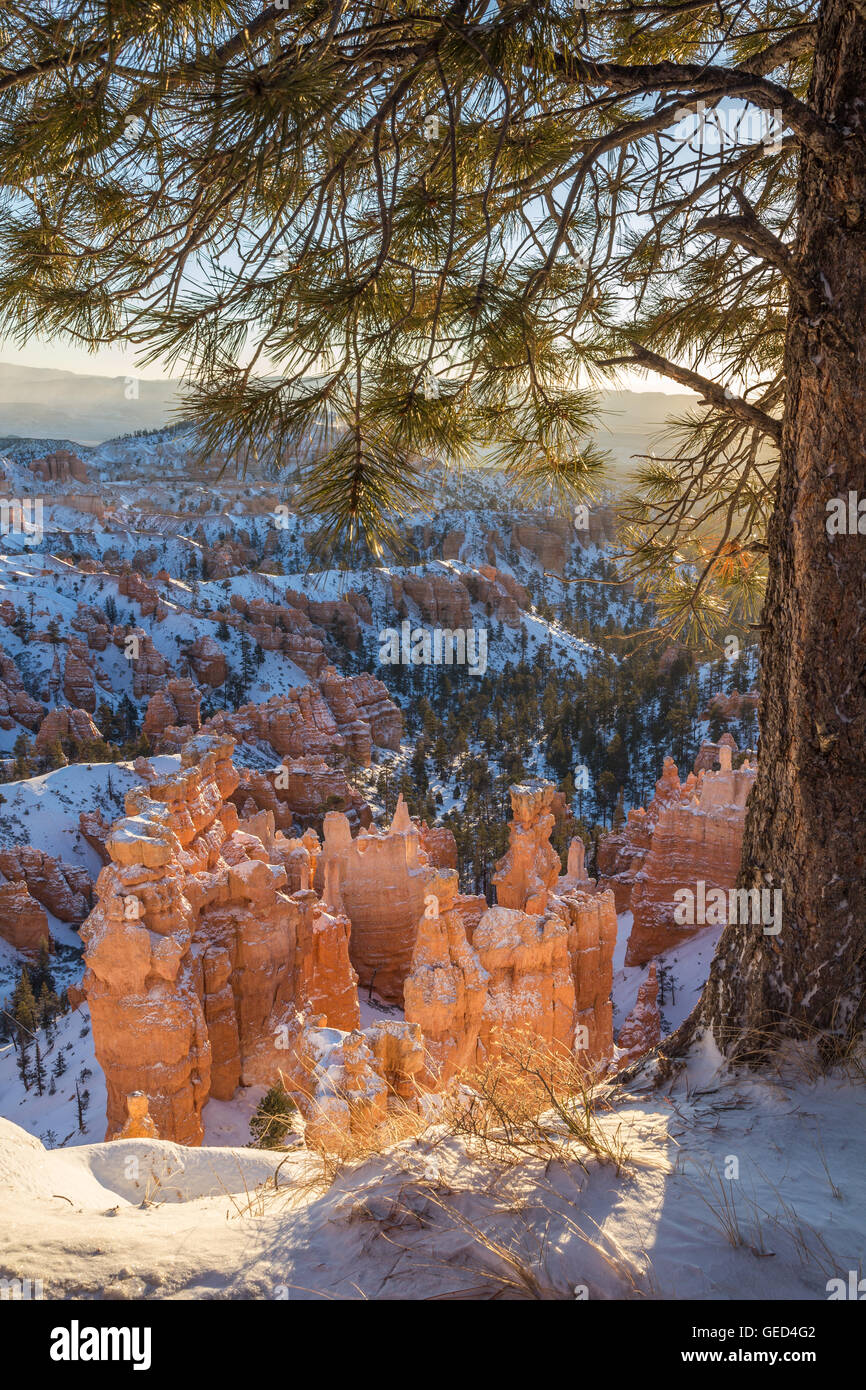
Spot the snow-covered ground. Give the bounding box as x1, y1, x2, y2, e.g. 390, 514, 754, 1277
2, 1039, 863, 1300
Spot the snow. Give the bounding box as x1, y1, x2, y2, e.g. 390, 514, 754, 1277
612, 910, 724, 1036
2, 1048, 865, 1300
0, 1003, 105, 1148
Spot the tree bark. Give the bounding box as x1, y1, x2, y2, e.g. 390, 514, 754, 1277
673, 0, 866, 1062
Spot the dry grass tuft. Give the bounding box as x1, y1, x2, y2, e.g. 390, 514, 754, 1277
441, 1030, 630, 1173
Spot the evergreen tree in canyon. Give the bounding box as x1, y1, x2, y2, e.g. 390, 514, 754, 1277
0, 1, 864, 1058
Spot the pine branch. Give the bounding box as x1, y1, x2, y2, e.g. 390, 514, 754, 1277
740, 25, 817, 75
603, 345, 782, 445
554, 54, 847, 165
693, 211, 825, 319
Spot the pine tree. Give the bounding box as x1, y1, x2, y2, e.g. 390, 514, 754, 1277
11, 967, 38, 1039
33, 1040, 46, 1097
74, 1079, 87, 1134
31, 943, 55, 998
249, 1082, 296, 1149
2, 1, 865, 1056
16, 1037, 31, 1091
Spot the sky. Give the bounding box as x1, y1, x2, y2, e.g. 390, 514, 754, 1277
0, 335, 692, 393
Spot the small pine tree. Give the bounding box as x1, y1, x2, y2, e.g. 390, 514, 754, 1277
17, 1037, 31, 1090
31, 942, 55, 997
11, 967, 38, 1037
249, 1082, 296, 1150
33, 1040, 46, 1097
74, 1079, 87, 1134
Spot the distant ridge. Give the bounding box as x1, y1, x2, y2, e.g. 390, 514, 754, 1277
0, 361, 181, 444
0, 363, 697, 468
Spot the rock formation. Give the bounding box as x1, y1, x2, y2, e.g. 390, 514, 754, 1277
114, 1092, 159, 1140
292, 888, 360, 1032
617, 963, 661, 1065
142, 677, 202, 751
0, 651, 44, 731
0, 878, 51, 955
473, 904, 576, 1060
701, 689, 759, 723
202, 673, 401, 767
462, 565, 528, 626
389, 572, 472, 628
186, 634, 226, 687
493, 781, 562, 913
295, 1016, 425, 1154
556, 836, 597, 895
80, 735, 361, 1145
63, 638, 105, 712
403, 869, 489, 1082
123, 630, 174, 699
625, 744, 755, 965
417, 820, 458, 869
404, 799, 617, 1075
596, 757, 685, 911
552, 889, 617, 1063
315, 797, 433, 1003
79, 810, 111, 863
284, 588, 371, 650
28, 449, 89, 483
510, 518, 571, 574
118, 570, 167, 621
231, 758, 371, 835
34, 707, 101, 756
72, 603, 111, 652
693, 731, 738, 774
0, 846, 91, 922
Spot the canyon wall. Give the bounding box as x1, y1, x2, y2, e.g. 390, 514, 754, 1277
596, 737, 755, 966
626, 743, 755, 965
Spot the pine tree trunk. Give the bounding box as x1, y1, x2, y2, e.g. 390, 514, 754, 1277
679, 0, 866, 1061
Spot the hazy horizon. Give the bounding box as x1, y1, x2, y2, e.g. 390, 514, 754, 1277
0, 358, 699, 452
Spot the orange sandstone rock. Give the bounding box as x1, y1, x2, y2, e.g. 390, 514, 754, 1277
34, 707, 101, 756
63, 638, 100, 712
551, 888, 617, 1065
187, 634, 226, 687
315, 798, 434, 1003
115, 1092, 160, 1140
0, 878, 51, 955
417, 820, 458, 870
0, 846, 91, 922
626, 746, 755, 965
295, 1015, 424, 1154
79, 810, 112, 864
617, 963, 661, 1065
403, 869, 489, 1082
81, 734, 365, 1146
142, 677, 202, 750
493, 781, 561, 914
473, 905, 576, 1060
